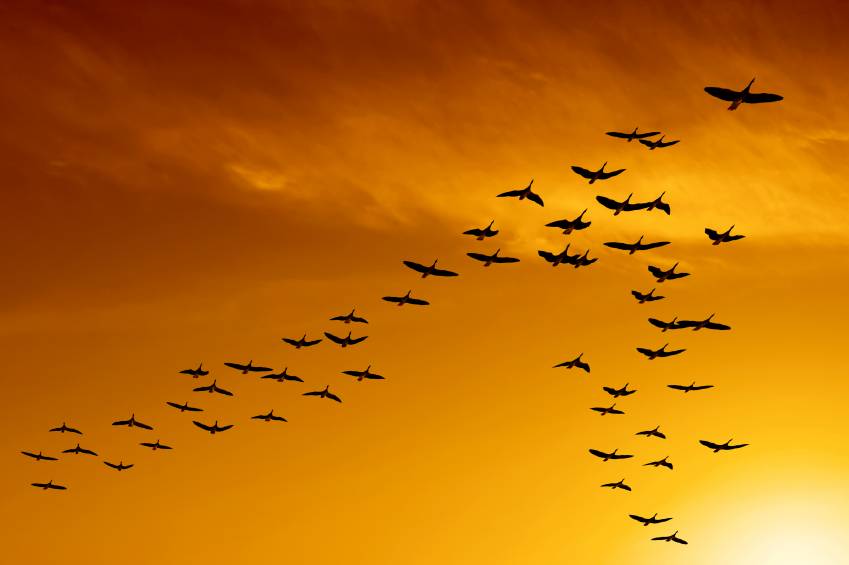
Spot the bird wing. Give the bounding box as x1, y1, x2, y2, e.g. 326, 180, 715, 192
166, 401, 182, 409
624, 201, 651, 211
431, 267, 459, 277
704, 86, 741, 101
104, 461, 119, 469
135, 421, 154, 430
611, 453, 633, 459
271, 415, 288, 422
112, 419, 130, 426
526, 192, 544, 207
215, 386, 234, 396
598, 168, 625, 179
727, 443, 749, 450
660, 348, 686, 356
692, 385, 713, 390
545, 219, 571, 229
705, 228, 719, 239
224, 362, 245, 371
382, 296, 403, 303
634, 131, 660, 138
324, 332, 344, 344
81, 448, 97, 456
342, 370, 363, 377
327, 392, 343, 403
193, 421, 213, 431
672, 537, 688, 545
285, 375, 305, 382
466, 252, 491, 262
631, 290, 645, 300
604, 241, 632, 251
281, 338, 299, 346
705, 322, 731, 330
648, 318, 671, 329
745, 92, 783, 103
590, 407, 606, 414
655, 517, 672, 523
348, 335, 368, 344
654, 201, 671, 215
575, 361, 590, 373
249, 365, 272, 372
629, 514, 647, 523
570, 166, 594, 179
406, 297, 430, 305
637, 241, 670, 250
365, 373, 385, 380
402, 260, 428, 274
605, 131, 629, 139
595, 195, 621, 210
179, 369, 196, 375
610, 408, 625, 415
700, 440, 721, 449
666, 272, 689, 279
648, 265, 663, 277
658, 139, 679, 147
602, 387, 617, 395
304, 339, 322, 346
588, 449, 608, 459
51, 483, 67, 490
496, 189, 524, 198
463, 228, 483, 236
651, 535, 669, 542
538, 250, 557, 262
620, 483, 632, 491
351, 315, 368, 323
667, 384, 686, 390
638, 139, 655, 147
727, 234, 745, 241
636, 347, 653, 356
192, 385, 212, 393
218, 424, 234, 431
492, 255, 520, 263
302, 391, 322, 397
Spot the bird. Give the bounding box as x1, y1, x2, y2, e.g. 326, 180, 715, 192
644, 456, 673, 470
281, 334, 323, 349
166, 401, 203, 412
573, 249, 598, 269
704, 77, 783, 110
224, 360, 273, 374
699, 439, 749, 452
635, 426, 666, 439
466, 249, 520, 267
111, 414, 153, 430
675, 314, 731, 331
538, 244, 579, 267
31, 480, 67, 491
595, 193, 648, 215
554, 353, 590, 373
545, 209, 591, 234
648, 262, 690, 282
648, 316, 682, 332
324, 331, 368, 347
252, 410, 288, 423
463, 220, 499, 240
330, 309, 368, 324
571, 162, 626, 184
639, 135, 680, 150
342, 365, 385, 381
193, 420, 234, 434
21, 451, 58, 461
496, 179, 544, 206
640, 192, 671, 215
652, 531, 688, 544
601, 478, 632, 491
667, 382, 714, 393
402, 259, 459, 278
261, 368, 304, 383
637, 344, 686, 360
589, 449, 633, 461
630, 513, 672, 526
605, 127, 660, 142
603, 383, 636, 398
604, 236, 670, 254
49, 422, 82, 435
591, 404, 625, 416
303, 385, 342, 403
631, 288, 664, 303
382, 290, 430, 306
62, 444, 97, 456
706, 225, 745, 245
179, 363, 209, 378
139, 440, 172, 451
193, 379, 234, 396
104, 461, 133, 471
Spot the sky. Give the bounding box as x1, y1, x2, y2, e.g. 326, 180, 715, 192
2, 1, 849, 563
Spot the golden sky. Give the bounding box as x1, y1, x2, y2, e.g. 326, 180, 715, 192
3, 1, 849, 563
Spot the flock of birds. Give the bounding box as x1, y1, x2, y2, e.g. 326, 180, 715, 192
21, 77, 782, 547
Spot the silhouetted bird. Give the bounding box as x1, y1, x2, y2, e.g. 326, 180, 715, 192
639, 135, 679, 150
546, 210, 591, 234
140, 440, 172, 450
49, 422, 82, 435
636, 426, 666, 439
538, 244, 578, 267
675, 314, 731, 331
224, 360, 272, 374
606, 127, 660, 142
261, 368, 304, 383
667, 382, 714, 393
282, 334, 322, 349
632, 288, 664, 303
303, 385, 342, 403
706, 225, 745, 245
652, 531, 688, 544
112, 414, 153, 430
166, 401, 203, 412
603, 383, 636, 398
193, 380, 234, 396
589, 448, 633, 461
324, 331, 368, 347
179, 363, 208, 378
630, 513, 672, 526
648, 262, 690, 282
382, 290, 430, 306
641, 192, 671, 215
648, 317, 682, 332
554, 353, 590, 373
573, 250, 598, 269
63, 444, 97, 456
21, 451, 58, 461
31, 480, 66, 491
252, 410, 287, 422
637, 344, 686, 360
464, 220, 499, 240
644, 456, 673, 470
330, 309, 368, 324
571, 162, 625, 184
601, 478, 632, 491
403, 259, 459, 278
705, 77, 783, 110
699, 439, 749, 452
343, 365, 385, 381
193, 420, 234, 434
596, 193, 646, 215
604, 236, 670, 254
467, 249, 520, 267
591, 404, 625, 416
497, 179, 543, 206
104, 461, 133, 471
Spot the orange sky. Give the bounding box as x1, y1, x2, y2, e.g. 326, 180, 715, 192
3, 1, 849, 564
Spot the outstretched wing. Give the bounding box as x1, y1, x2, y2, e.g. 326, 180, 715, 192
324, 332, 344, 344
303, 390, 323, 397
604, 241, 632, 251
660, 348, 686, 356
382, 296, 403, 303
704, 86, 741, 101
224, 362, 246, 371
654, 201, 671, 215
538, 250, 557, 262
635, 131, 660, 138
648, 265, 663, 277
466, 252, 490, 262
570, 166, 594, 179
135, 421, 154, 431
648, 318, 673, 329
638, 139, 655, 148
667, 384, 687, 391
727, 234, 745, 242
636, 347, 653, 357
303, 339, 322, 346
745, 92, 783, 104
402, 260, 428, 274
217, 424, 234, 432
214, 385, 234, 396
496, 189, 524, 198
431, 267, 459, 277
248, 365, 272, 372
658, 139, 680, 147
727, 443, 749, 450
666, 272, 690, 280
492, 255, 520, 263
326, 392, 343, 403
672, 536, 688, 545
406, 297, 430, 306
705, 321, 731, 331
629, 514, 648, 523
692, 384, 714, 390
598, 168, 625, 180
112, 419, 130, 426
637, 241, 670, 250
348, 335, 368, 344
281, 338, 299, 347
193, 420, 213, 431
525, 192, 544, 207
588, 449, 608, 459
104, 461, 119, 469
611, 453, 633, 460
700, 440, 721, 449
605, 131, 629, 139
705, 228, 719, 240
463, 228, 483, 236
595, 195, 622, 210
350, 315, 368, 323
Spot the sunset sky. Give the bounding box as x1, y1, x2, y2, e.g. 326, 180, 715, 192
3, 1, 849, 563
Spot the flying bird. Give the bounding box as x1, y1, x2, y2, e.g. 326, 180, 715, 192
49, 422, 82, 435
496, 179, 544, 206
635, 426, 666, 439
667, 382, 714, 393
252, 410, 288, 423
545, 209, 591, 234
63, 444, 97, 456
639, 135, 680, 150
601, 478, 632, 491
330, 309, 368, 324
261, 367, 304, 383
595, 193, 648, 215
104, 461, 134, 471
111, 414, 153, 430
675, 314, 731, 331
704, 77, 783, 110
382, 290, 430, 306
343, 365, 385, 381
648, 317, 682, 332
644, 456, 674, 470
224, 360, 272, 374
699, 439, 749, 452
554, 353, 590, 373
193, 420, 234, 434
652, 531, 688, 544
538, 244, 579, 267
31, 480, 66, 491
21, 451, 58, 461
605, 127, 660, 142
166, 401, 203, 412
571, 162, 626, 184
179, 363, 209, 378
281, 334, 323, 349
637, 344, 686, 360
641, 192, 671, 215
402, 259, 459, 278
573, 249, 598, 269
589, 449, 633, 462
648, 262, 690, 282
706, 225, 745, 245
303, 385, 342, 403
604, 236, 670, 255
140, 440, 172, 451
463, 220, 499, 240
631, 288, 664, 303
193, 379, 234, 396
630, 513, 672, 526
603, 383, 636, 398
324, 331, 368, 347
591, 404, 625, 416
466, 248, 520, 267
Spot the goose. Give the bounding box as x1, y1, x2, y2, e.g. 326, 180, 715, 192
538, 244, 579, 267
330, 309, 368, 324
466, 249, 520, 267
636, 343, 686, 360
224, 360, 273, 374
699, 439, 749, 452
553, 353, 590, 373
179, 363, 209, 378
463, 220, 499, 240
49, 422, 82, 435
165, 401, 203, 412
648, 262, 690, 282
631, 288, 664, 303
589, 448, 633, 461
261, 368, 304, 383
382, 291, 429, 306
193, 379, 234, 396
324, 331, 368, 347
496, 179, 544, 206
545, 209, 591, 234
303, 385, 342, 403
342, 365, 385, 381
630, 513, 672, 526
635, 426, 666, 439
192, 420, 234, 434
591, 404, 625, 416
602, 383, 636, 398
601, 478, 632, 491
667, 382, 714, 393
104, 461, 134, 471
648, 317, 682, 332
139, 439, 172, 451
706, 225, 745, 245
639, 135, 679, 150
605, 127, 660, 142
704, 77, 783, 110
571, 162, 626, 184
604, 236, 670, 254
644, 456, 673, 470
31, 480, 67, 491
281, 334, 323, 348
111, 414, 153, 430
652, 531, 688, 544
252, 410, 288, 423
675, 314, 731, 331
62, 444, 97, 456
402, 259, 459, 278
